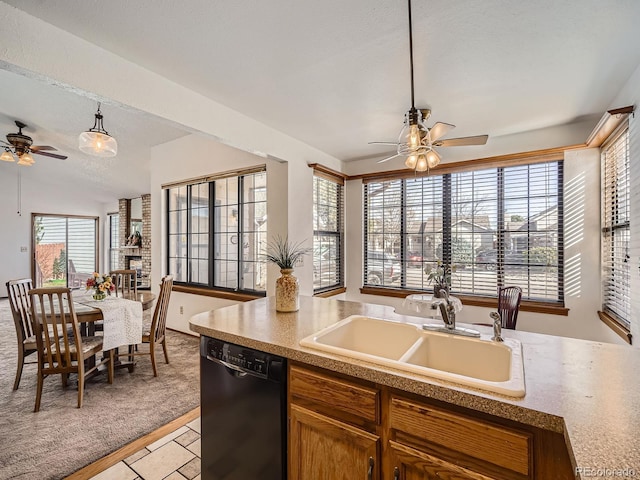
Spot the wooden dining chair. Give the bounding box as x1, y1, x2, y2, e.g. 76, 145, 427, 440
498, 286, 523, 330
6, 279, 37, 390
29, 287, 114, 412
119, 275, 173, 377
110, 269, 138, 298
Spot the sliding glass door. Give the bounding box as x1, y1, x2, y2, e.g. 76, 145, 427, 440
32, 214, 99, 289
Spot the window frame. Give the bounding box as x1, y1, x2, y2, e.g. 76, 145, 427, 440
31, 213, 99, 290
312, 173, 344, 294
164, 168, 267, 298
599, 123, 631, 340
361, 160, 565, 307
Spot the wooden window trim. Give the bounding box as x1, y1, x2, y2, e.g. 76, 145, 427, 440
598, 311, 632, 345
172, 284, 263, 302
359, 286, 569, 316
586, 105, 634, 148
313, 287, 347, 298
349, 145, 583, 183
308, 163, 347, 185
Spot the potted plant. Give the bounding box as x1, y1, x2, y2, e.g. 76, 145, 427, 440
265, 236, 310, 312
425, 261, 455, 298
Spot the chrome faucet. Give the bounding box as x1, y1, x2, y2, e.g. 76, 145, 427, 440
423, 291, 480, 338
436, 291, 456, 331
490, 311, 504, 342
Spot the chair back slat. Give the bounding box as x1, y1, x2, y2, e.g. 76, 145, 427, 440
110, 270, 137, 297
7, 279, 34, 343
152, 275, 173, 342
498, 286, 523, 330
29, 287, 82, 373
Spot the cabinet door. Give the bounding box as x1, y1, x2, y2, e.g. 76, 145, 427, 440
389, 440, 493, 480
290, 404, 380, 480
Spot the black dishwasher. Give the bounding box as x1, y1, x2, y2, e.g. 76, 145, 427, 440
200, 336, 287, 480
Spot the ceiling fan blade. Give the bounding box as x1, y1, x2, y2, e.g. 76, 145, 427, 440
0, 140, 10, 147
368, 141, 399, 146
434, 135, 489, 147
377, 153, 401, 164
428, 122, 456, 142
31, 145, 57, 152
32, 150, 67, 160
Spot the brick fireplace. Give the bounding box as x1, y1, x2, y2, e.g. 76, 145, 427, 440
118, 194, 151, 288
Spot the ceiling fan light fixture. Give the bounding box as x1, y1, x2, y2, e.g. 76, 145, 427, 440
78, 103, 118, 157
415, 155, 429, 172
0, 149, 14, 162
426, 149, 441, 169
405, 154, 418, 169
17, 152, 34, 166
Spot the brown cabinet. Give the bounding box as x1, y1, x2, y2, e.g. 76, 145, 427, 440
389, 440, 493, 480
289, 405, 380, 480
288, 363, 572, 480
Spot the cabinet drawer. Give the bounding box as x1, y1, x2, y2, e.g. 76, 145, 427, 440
390, 396, 532, 477
290, 365, 380, 424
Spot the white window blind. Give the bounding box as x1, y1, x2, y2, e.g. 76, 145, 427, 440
601, 126, 630, 328
313, 175, 344, 292
363, 161, 564, 303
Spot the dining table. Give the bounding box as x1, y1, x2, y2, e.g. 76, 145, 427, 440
73, 290, 156, 371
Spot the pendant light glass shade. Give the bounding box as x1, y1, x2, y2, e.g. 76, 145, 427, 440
415, 155, 429, 172
426, 149, 441, 169
78, 103, 118, 157
405, 154, 418, 169
0, 149, 14, 162
17, 153, 34, 166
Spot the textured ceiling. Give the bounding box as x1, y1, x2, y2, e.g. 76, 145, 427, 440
2, 0, 640, 179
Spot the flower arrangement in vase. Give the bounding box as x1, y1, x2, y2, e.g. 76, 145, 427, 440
425, 261, 455, 298
265, 236, 310, 312
86, 273, 114, 300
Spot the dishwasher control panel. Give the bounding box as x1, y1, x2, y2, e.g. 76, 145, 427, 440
205, 338, 271, 377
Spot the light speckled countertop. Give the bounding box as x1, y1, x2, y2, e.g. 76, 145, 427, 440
189, 296, 640, 476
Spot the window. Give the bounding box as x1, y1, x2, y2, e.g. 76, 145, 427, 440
601, 126, 630, 329
363, 161, 564, 303
32, 214, 99, 289
108, 212, 119, 272
166, 169, 267, 295
313, 174, 344, 292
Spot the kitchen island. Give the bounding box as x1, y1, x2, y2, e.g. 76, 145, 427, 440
190, 296, 640, 479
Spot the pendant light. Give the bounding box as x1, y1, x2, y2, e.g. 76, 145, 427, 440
78, 102, 118, 157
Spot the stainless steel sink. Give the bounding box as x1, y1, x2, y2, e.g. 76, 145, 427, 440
299, 315, 525, 397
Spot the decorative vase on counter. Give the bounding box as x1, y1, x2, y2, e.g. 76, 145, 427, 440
93, 291, 107, 301
276, 268, 299, 312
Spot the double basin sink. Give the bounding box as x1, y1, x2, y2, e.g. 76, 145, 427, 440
299, 315, 525, 397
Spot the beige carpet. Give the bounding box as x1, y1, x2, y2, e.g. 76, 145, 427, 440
0, 299, 201, 480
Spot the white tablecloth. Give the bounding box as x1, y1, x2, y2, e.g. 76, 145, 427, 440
75, 294, 143, 351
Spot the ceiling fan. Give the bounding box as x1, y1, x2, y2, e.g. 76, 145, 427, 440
368, 0, 488, 173
1, 120, 68, 166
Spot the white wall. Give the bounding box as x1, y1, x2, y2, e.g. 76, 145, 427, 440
343, 148, 625, 345
0, 165, 106, 295
151, 133, 302, 334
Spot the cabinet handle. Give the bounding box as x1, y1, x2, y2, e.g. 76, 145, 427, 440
393, 466, 400, 480
367, 457, 374, 479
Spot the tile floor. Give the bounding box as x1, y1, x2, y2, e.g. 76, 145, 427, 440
90, 417, 202, 480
